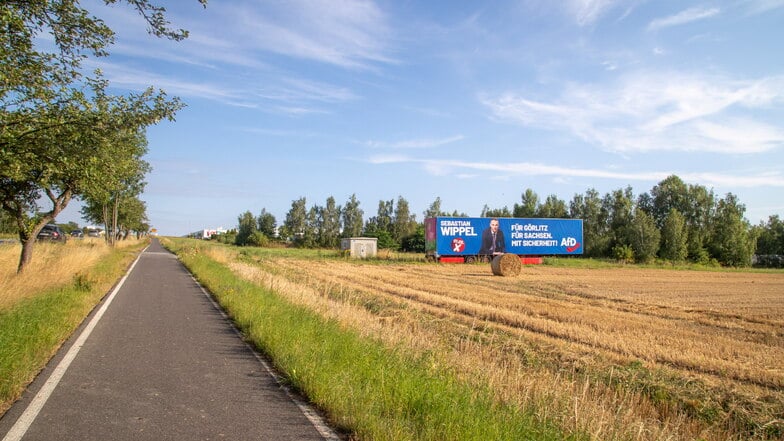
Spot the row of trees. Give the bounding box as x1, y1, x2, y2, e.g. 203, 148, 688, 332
228, 176, 782, 267
1, 1, 202, 272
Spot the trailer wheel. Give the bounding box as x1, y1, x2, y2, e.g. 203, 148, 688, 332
465, 255, 477, 264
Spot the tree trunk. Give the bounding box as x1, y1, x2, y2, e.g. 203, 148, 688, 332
17, 237, 35, 274
112, 194, 119, 245
102, 203, 112, 246
12, 187, 71, 273
16, 216, 54, 274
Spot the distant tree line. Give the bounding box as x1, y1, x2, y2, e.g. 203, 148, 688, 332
223, 175, 783, 268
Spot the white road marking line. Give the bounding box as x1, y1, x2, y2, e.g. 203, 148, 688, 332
2, 248, 147, 441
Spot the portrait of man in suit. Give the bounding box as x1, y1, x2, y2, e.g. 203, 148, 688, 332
479, 218, 505, 256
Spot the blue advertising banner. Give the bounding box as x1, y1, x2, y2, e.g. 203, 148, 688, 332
426, 217, 583, 256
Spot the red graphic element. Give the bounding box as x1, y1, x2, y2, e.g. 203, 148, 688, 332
566, 242, 581, 253
451, 237, 466, 253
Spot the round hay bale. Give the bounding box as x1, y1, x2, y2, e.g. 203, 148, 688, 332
491, 253, 522, 276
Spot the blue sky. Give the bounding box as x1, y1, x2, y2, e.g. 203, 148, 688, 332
60, 0, 784, 236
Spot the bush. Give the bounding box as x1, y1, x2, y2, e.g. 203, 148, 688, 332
248, 231, 268, 247
215, 232, 237, 245
612, 244, 634, 264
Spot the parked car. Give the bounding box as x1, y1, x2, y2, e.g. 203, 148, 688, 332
70, 230, 84, 238
87, 229, 102, 237
37, 224, 67, 243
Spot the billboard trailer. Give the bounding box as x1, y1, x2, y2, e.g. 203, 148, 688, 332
425, 217, 583, 264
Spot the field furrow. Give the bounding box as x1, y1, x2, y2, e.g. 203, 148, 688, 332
259, 258, 784, 390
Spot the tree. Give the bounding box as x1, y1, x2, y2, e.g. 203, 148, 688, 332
626, 207, 660, 263
480, 205, 511, 218
304, 204, 319, 248
2, 83, 181, 271
423, 197, 445, 219
603, 186, 635, 250
82, 192, 149, 240
282, 197, 307, 245
650, 175, 689, 229
756, 215, 784, 255
365, 199, 393, 237
392, 196, 416, 243
684, 183, 715, 263
709, 193, 756, 266
235, 211, 259, 246
659, 208, 688, 262
636, 191, 654, 217
537, 194, 568, 218
257, 208, 277, 239
1, 0, 202, 272
569, 188, 610, 257
319, 196, 341, 248
364, 199, 397, 249
401, 223, 425, 253
513, 188, 539, 217
79, 120, 152, 246
1, 0, 206, 94
116, 196, 149, 238
341, 194, 363, 238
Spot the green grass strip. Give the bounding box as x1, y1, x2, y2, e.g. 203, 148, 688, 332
0, 244, 145, 414
173, 243, 585, 441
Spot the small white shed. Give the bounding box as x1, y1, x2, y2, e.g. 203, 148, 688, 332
340, 237, 378, 259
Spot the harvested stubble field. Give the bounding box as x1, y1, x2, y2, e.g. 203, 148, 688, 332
217, 247, 784, 440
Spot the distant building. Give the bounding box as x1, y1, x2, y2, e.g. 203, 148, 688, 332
188, 227, 228, 239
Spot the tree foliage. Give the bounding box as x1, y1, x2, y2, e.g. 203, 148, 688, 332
659, 209, 688, 262
569, 189, 610, 257
257, 208, 277, 238
513, 188, 538, 217
235, 210, 258, 246
316, 196, 341, 248
626, 207, 660, 263
537, 194, 568, 218
2, 0, 201, 271
282, 197, 307, 246
756, 215, 784, 255
341, 194, 363, 238
480, 205, 512, 218
392, 196, 416, 243
709, 193, 756, 266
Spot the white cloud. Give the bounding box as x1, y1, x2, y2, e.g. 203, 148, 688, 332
366, 155, 784, 187
89, 60, 259, 107
647, 7, 720, 31
90, 0, 395, 71
90, 57, 359, 111
742, 0, 784, 15
365, 135, 464, 149
565, 0, 628, 26
256, 78, 358, 104
219, 0, 396, 70
481, 72, 784, 154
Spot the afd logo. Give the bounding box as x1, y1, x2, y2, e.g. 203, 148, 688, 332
561, 237, 581, 253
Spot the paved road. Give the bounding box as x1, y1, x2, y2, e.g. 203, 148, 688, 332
0, 239, 340, 441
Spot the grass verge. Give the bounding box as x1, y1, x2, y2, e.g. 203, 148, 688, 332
166, 239, 585, 441
0, 241, 147, 415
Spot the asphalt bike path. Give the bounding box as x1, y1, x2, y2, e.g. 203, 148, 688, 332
0, 239, 340, 441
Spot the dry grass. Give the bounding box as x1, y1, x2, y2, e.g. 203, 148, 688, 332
0, 238, 145, 310
215, 246, 784, 441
